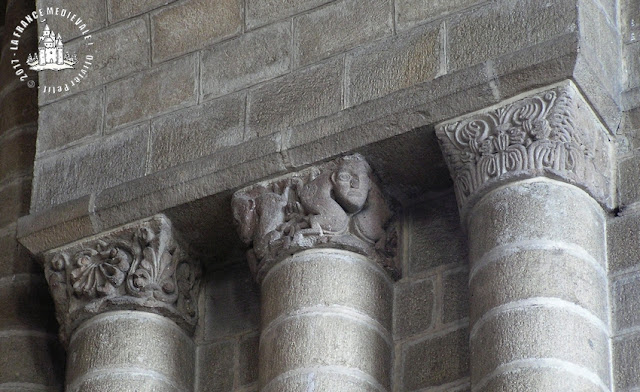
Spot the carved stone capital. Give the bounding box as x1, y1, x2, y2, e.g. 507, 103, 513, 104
42, 215, 201, 343
436, 81, 615, 221
232, 154, 398, 283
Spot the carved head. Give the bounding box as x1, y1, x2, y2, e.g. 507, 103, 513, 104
331, 155, 371, 214
231, 193, 257, 244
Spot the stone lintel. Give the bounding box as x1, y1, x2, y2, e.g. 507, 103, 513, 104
231, 154, 399, 283
42, 214, 201, 343
436, 80, 615, 222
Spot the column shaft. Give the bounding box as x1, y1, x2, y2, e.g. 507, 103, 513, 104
259, 249, 393, 392
467, 179, 610, 391
66, 311, 194, 392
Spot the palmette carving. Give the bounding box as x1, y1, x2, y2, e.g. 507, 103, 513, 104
436, 82, 614, 219
232, 154, 398, 282
43, 215, 200, 342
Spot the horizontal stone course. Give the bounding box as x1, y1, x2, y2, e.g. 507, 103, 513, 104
393, 277, 435, 339
36, 0, 107, 41
149, 92, 245, 173
245, 0, 334, 30
477, 366, 605, 392
197, 339, 235, 392
293, 0, 393, 68
108, 0, 174, 23
395, 0, 486, 30
105, 53, 197, 130
346, 21, 441, 107
200, 21, 291, 100
443, 269, 469, 324
263, 371, 381, 392
151, 0, 242, 63
70, 375, 180, 392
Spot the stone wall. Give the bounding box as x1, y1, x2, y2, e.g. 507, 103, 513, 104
0, 0, 64, 390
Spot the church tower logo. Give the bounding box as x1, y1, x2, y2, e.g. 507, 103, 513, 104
27, 24, 78, 71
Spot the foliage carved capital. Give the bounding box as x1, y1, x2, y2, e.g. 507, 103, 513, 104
436, 81, 615, 220
43, 215, 201, 342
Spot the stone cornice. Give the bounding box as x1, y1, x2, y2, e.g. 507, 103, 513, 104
42, 214, 201, 343
436, 81, 615, 221
231, 154, 399, 283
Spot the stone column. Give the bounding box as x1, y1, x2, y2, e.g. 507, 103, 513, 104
232, 154, 397, 392
42, 215, 201, 392
436, 81, 615, 392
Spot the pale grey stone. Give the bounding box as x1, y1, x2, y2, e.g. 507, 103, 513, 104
247, 57, 343, 137
105, 54, 197, 130
39, 17, 150, 105
447, 0, 577, 71
149, 92, 245, 173
37, 0, 107, 41
36, 88, 103, 154
402, 327, 469, 390
31, 123, 148, 212
346, 21, 441, 107
619, 154, 640, 206
263, 372, 381, 392
393, 277, 435, 339
262, 250, 393, 330
151, 0, 242, 63
443, 268, 469, 324
196, 340, 235, 392
67, 312, 194, 390
260, 313, 391, 389
71, 375, 179, 392
470, 307, 610, 386
245, 0, 332, 30
609, 213, 640, 273
238, 334, 259, 387
477, 367, 604, 392
201, 22, 291, 100
470, 249, 608, 324
108, 0, 174, 23
293, 0, 393, 67
621, 0, 640, 43
395, 0, 485, 30
614, 274, 640, 331
614, 333, 640, 390
624, 42, 640, 92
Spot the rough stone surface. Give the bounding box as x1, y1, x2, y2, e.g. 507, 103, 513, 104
149, 93, 245, 173
293, 0, 393, 67
346, 21, 441, 107
619, 155, 640, 206
614, 274, 640, 332
443, 268, 470, 324
245, 0, 333, 30
105, 54, 197, 130
70, 375, 180, 392
609, 212, 640, 273
0, 276, 57, 331
614, 333, 640, 391
151, 0, 242, 63
238, 334, 259, 387
395, 0, 486, 30
108, 0, 174, 23
0, 178, 32, 228
201, 22, 291, 100
247, 57, 343, 137
402, 327, 470, 390
0, 334, 64, 387
0, 85, 38, 134
477, 367, 604, 392
447, 0, 577, 71
394, 277, 435, 339
36, 88, 103, 154
262, 372, 381, 392
623, 42, 640, 92
36, 0, 107, 41
621, 0, 640, 43
0, 127, 36, 184
196, 339, 235, 392
31, 123, 148, 212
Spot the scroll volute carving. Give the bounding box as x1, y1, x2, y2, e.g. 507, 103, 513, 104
232, 154, 399, 283
43, 215, 201, 343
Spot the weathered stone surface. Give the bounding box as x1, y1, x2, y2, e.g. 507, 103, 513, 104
245, 0, 333, 30
394, 277, 435, 339
609, 213, 640, 273
105, 54, 197, 130
67, 312, 194, 390
31, 123, 147, 211
232, 154, 396, 282
70, 375, 180, 392
0, 334, 64, 386
621, 0, 640, 43
0, 126, 36, 184
263, 372, 381, 392
108, 0, 174, 23
0, 178, 32, 228
619, 155, 640, 206
196, 339, 235, 392
263, 250, 392, 329
0, 275, 57, 331
614, 274, 640, 332
346, 21, 441, 107
37, 88, 103, 154
437, 82, 615, 219
203, 263, 260, 340
36, 0, 107, 41
0, 229, 41, 277
201, 21, 291, 100
408, 193, 467, 276
443, 268, 469, 324
447, 0, 576, 71
260, 313, 391, 389
477, 367, 605, 392
238, 334, 259, 387
151, 0, 242, 63
402, 327, 470, 390
623, 42, 640, 92
0, 85, 37, 135
614, 333, 640, 390
247, 57, 343, 137
395, 0, 485, 30
293, 0, 392, 67
39, 17, 150, 105
470, 307, 610, 387
42, 215, 200, 341
149, 92, 245, 173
